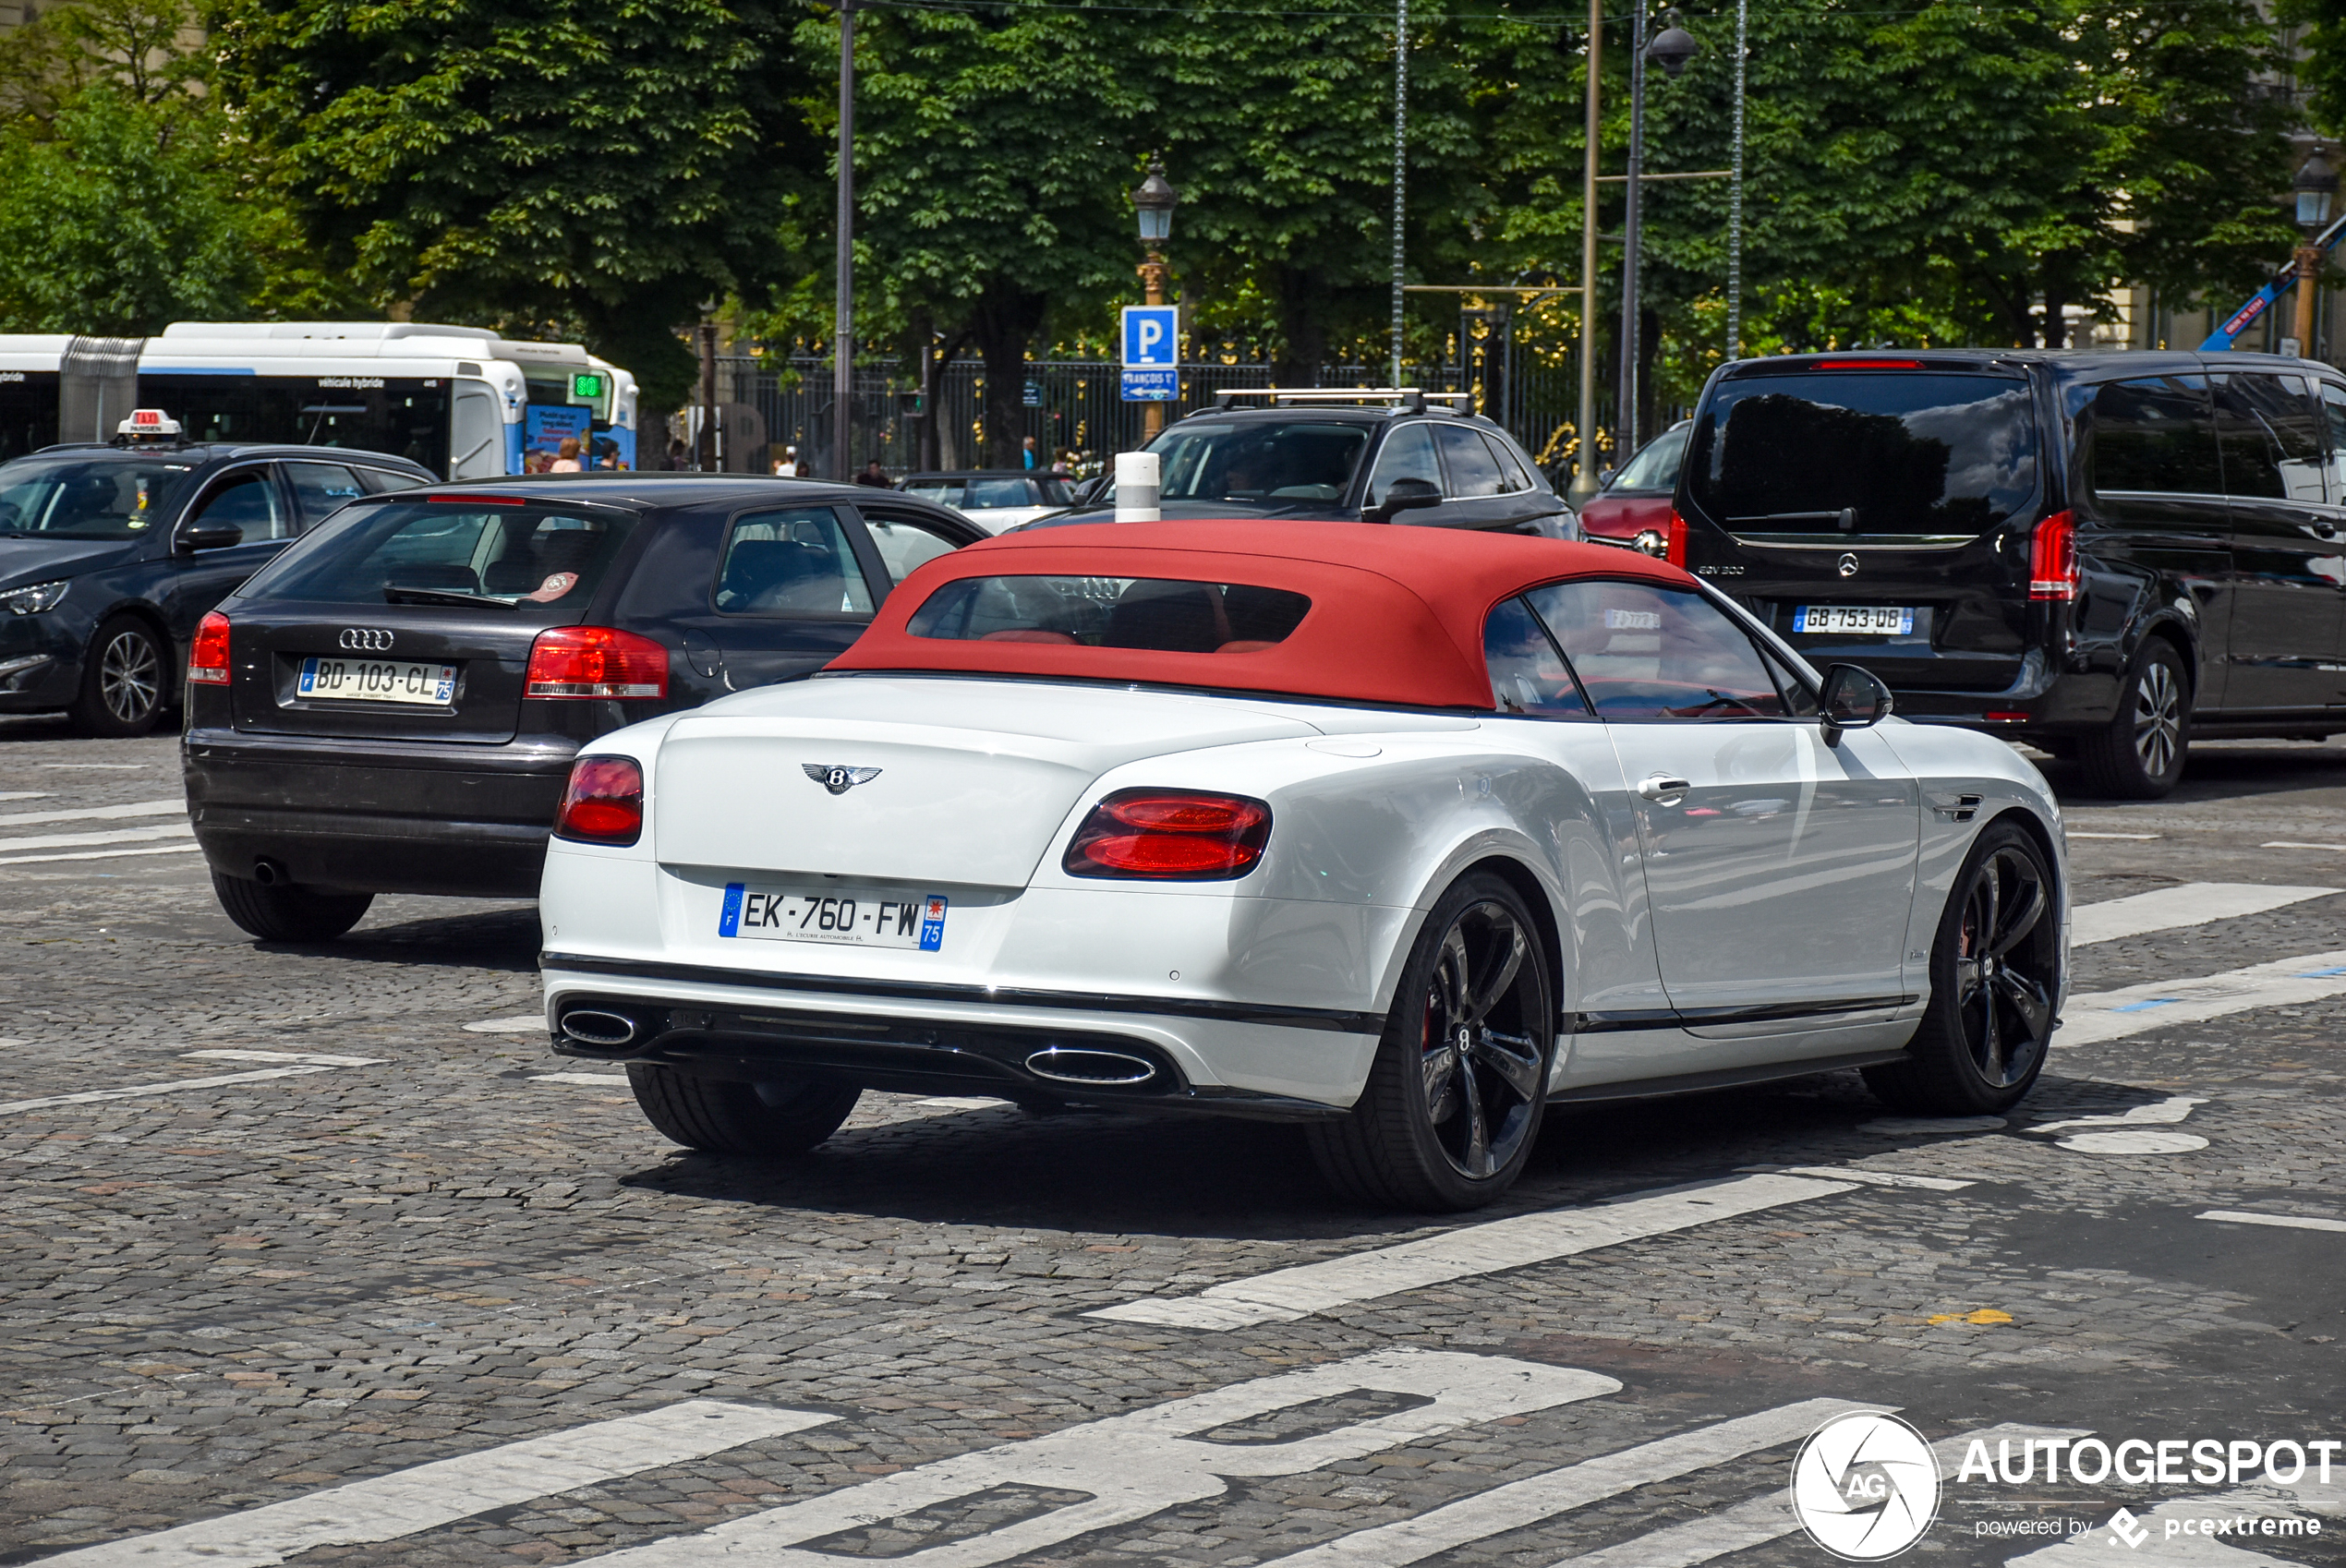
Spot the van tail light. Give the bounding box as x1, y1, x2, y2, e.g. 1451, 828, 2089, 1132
187, 610, 231, 685
2029, 511, 2079, 600
1665, 508, 1688, 568
554, 756, 644, 845
525, 626, 669, 699
1063, 790, 1273, 881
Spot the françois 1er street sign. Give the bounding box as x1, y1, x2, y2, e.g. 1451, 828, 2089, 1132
1121, 305, 1179, 402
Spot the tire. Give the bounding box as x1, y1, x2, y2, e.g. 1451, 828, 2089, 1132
1308, 872, 1554, 1212
626, 1065, 861, 1156
1864, 819, 2060, 1116
2075, 639, 2189, 799
210, 871, 374, 943
68, 614, 167, 738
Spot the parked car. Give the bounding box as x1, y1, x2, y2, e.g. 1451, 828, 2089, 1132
1671, 349, 2346, 799
1041, 392, 1577, 537
900, 471, 1073, 533
0, 426, 433, 736
181, 475, 984, 942
1575, 420, 1689, 554
536, 521, 2064, 1212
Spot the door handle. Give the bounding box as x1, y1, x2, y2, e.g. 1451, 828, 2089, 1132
1637, 774, 1693, 802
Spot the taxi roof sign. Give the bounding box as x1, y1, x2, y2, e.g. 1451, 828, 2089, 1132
117, 408, 183, 438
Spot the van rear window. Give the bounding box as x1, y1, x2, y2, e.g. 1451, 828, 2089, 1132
906, 575, 1311, 654
237, 500, 638, 612
1687, 372, 2038, 538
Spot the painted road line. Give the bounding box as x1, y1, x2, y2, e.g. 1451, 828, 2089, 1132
596, 1351, 1614, 1568
2262, 840, 2346, 852
1257, 1398, 1872, 1568
2068, 831, 2159, 840
918, 1095, 1005, 1109
0, 844, 203, 868
534, 1072, 630, 1086
464, 1015, 547, 1033
0, 824, 194, 855
47, 1400, 837, 1568
0, 790, 50, 802
0, 1055, 387, 1116
0, 798, 185, 829
2198, 1210, 2346, 1234
184, 1050, 384, 1067
1746, 1164, 1977, 1191
2055, 948, 2346, 1046
1549, 1424, 2081, 1568
2070, 883, 2336, 947
38, 761, 153, 769
1086, 1174, 1855, 1330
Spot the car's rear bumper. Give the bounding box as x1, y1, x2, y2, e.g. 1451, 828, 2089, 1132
538, 953, 1382, 1117
183, 728, 577, 898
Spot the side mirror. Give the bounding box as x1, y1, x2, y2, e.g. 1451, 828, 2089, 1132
1364, 476, 1443, 525
177, 525, 244, 554
1818, 662, 1893, 747
1070, 476, 1104, 507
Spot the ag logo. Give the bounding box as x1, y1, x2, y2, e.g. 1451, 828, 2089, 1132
1837, 552, 1861, 578
1788, 1411, 1941, 1561
803, 764, 881, 795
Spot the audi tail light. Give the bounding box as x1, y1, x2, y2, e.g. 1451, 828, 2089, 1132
554, 756, 644, 845
2029, 510, 2079, 600
187, 611, 231, 685
525, 626, 668, 699
1063, 790, 1273, 881
1665, 508, 1688, 568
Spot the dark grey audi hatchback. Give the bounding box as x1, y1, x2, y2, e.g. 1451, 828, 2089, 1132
181, 475, 982, 940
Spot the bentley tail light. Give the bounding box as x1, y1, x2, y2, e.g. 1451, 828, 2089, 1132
187, 610, 231, 685
2029, 511, 2079, 600
1063, 790, 1273, 880
525, 626, 669, 699
554, 755, 644, 845
1665, 509, 1688, 568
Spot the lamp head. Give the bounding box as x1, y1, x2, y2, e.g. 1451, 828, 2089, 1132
1646, 9, 1699, 77
1133, 158, 1178, 245
2297, 147, 2337, 231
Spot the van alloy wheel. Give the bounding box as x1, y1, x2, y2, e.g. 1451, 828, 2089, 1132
2131, 657, 2183, 782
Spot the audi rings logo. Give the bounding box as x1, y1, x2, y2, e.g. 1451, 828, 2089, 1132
339, 628, 394, 652
1789, 1412, 1941, 1561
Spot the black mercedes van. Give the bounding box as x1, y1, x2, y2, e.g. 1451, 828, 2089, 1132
1669, 350, 2346, 798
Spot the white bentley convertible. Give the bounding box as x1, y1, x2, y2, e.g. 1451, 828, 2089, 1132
538, 523, 2066, 1211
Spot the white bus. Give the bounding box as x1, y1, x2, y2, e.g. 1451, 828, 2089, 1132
0, 322, 640, 476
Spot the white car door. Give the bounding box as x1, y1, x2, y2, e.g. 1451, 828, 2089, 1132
1525, 578, 1921, 1030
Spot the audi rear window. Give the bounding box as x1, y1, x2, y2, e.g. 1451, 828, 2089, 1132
1687, 372, 2038, 538
907, 575, 1311, 654
236, 500, 639, 613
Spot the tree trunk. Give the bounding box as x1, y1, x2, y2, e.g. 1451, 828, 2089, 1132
2041, 282, 2070, 349
1275, 266, 1330, 387
971, 281, 1045, 469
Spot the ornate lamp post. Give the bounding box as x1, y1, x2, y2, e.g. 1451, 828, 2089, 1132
1133, 160, 1179, 440
2293, 148, 2335, 358
1616, 10, 1699, 460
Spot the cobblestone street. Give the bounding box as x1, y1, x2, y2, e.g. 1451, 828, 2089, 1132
2, 722, 2339, 1567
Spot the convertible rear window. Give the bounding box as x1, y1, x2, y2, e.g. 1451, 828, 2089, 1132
906, 575, 1312, 654
238, 499, 639, 612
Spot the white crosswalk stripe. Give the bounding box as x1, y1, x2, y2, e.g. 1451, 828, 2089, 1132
2069, 882, 2336, 946
2055, 949, 2346, 1046
0, 797, 185, 829
0, 823, 195, 856
0, 1051, 386, 1116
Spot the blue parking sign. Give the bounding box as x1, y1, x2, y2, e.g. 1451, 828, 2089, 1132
1122, 305, 1179, 368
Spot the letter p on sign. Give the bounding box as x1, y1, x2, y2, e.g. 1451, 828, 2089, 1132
1123, 305, 1179, 368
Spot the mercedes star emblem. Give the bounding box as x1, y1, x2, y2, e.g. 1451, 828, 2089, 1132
804, 765, 883, 796
1837, 553, 1860, 578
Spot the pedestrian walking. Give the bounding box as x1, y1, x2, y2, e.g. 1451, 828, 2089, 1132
854, 459, 894, 489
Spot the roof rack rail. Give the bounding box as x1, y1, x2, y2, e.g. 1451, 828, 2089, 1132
1211, 387, 1474, 415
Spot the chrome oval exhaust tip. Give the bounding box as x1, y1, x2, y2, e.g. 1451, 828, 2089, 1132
1023, 1047, 1158, 1086
559, 1009, 638, 1049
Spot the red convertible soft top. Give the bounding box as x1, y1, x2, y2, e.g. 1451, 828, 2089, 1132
828, 521, 1697, 709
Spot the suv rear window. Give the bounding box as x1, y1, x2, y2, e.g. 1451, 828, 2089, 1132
1687, 372, 2038, 539
907, 575, 1311, 654
238, 499, 638, 613
1150, 421, 1371, 504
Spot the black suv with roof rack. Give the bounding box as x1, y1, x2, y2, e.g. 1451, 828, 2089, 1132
1671, 349, 2346, 798
1044, 389, 1577, 537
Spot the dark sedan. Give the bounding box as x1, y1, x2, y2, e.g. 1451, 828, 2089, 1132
181, 475, 983, 941
0, 440, 435, 735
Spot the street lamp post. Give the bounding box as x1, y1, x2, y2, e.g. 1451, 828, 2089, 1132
1133, 160, 1179, 440
1568, 0, 1602, 508
1618, 11, 1700, 460
1726, 0, 1748, 358
2294, 148, 2336, 359
833, 0, 857, 479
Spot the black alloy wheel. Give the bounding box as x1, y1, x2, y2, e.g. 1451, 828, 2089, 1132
1310, 872, 1553, 1211
69, 615, 165, 737
1865, 820, 2060, 1116
2076, 639, 2189, 800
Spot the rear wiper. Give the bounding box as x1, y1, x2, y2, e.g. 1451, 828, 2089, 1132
383, 585, 516, 609
1727, 510, 1857, 525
